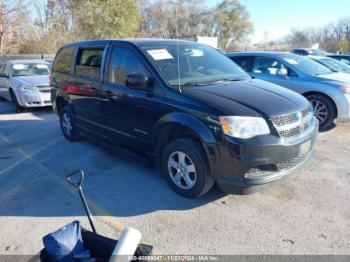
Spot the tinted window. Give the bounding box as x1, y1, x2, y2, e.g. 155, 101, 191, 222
231, 56, 254, 72
141, 43, 249, 87
108, 47, 149, 87
293, 50, 306, 56
252, 57, 286, 75
75, 48, 104, 80
52, 47, 73, 73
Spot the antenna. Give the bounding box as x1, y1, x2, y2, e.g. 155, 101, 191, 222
174, 0, 182, 93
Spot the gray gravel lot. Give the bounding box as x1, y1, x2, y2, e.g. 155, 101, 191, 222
0, 100, 349, 256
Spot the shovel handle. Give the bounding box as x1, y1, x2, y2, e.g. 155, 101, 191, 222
66, 170, 84, 189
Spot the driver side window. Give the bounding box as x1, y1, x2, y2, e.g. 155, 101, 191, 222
108, 47, 150, 87
253, 57, 285, 75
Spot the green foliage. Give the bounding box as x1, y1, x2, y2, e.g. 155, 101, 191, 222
213, 0, 253, 49
77, 0, 140, 39
338, 40, 350, 53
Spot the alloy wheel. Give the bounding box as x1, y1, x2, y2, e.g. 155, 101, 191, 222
310, 99, 328, 124
167, 151, 197, 190
61, 113, 73, 136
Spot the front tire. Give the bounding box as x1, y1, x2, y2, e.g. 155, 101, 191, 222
306, 94, 336, 130
10, 89, 23, 112
59, 106, 80, 141
161, 138, 214, 198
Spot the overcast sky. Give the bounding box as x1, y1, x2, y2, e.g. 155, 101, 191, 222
207, 0, 350, 43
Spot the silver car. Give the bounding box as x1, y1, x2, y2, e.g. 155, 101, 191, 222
0, 60, 52, 111
227, 52, 350, 130
308, 55, 350, 74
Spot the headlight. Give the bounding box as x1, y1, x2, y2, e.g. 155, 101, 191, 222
340, 86, 350, 94
17, 85, 37, 93
219, 116, 270, 139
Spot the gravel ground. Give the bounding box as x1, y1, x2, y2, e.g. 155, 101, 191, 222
0, 101, 349, 256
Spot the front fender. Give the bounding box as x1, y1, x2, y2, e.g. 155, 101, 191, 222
154, 112, 221, 178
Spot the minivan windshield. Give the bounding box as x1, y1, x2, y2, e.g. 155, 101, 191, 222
141, 43, 250, 87
281, 55, 333, 76
11, 63, 50, 77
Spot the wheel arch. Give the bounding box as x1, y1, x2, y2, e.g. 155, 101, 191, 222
55, 93, 71, 114
153, 112, 220, 178
302, 91, 338, 118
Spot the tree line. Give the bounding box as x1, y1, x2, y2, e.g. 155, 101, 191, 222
0, 0, 253, 55
258, 17, 350, 53
285, 17, 350, 53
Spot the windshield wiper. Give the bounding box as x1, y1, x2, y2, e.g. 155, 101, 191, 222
192, 78, 248, 86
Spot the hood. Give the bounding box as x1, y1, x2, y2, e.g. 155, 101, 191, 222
316, 72, 350, 85
182, 79, 309, 118
14, 75, 49, 87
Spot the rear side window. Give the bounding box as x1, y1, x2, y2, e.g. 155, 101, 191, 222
52, 47, 73, 74
75, 48, 104, 80
231, 56, 254, 72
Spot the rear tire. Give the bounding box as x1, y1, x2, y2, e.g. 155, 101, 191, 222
161, 138, 215, 198
10, 89, 23, 112
306, 94, 336, 131
59, 106, 80, 141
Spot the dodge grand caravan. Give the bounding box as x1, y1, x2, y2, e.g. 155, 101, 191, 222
51, 39, 318, 198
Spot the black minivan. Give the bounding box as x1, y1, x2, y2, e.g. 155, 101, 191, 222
51, 39, 318, 198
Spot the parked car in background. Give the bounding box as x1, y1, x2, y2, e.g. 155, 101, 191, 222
327, 54, 350, 66
308, 55, 350, 74
51, 39, 318, 198
0, 60, 52, 111
227, 52, 350, 130
291, 48, 327, 56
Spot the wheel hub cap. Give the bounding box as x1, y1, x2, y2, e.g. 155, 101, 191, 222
167, 151, 197, 190
311, 100, 328, 124
62, 113, 73, 136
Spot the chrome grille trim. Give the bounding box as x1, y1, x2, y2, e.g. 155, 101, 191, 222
271, 108, 316, 140
36, 85, 51, 93
245, 152, 310, 179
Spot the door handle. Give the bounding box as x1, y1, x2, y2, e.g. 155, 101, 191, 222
90, 87, 98, 94
104, 90, 120, 100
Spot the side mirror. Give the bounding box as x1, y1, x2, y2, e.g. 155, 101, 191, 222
277, 68, 288, 77
126, 73, 153, 91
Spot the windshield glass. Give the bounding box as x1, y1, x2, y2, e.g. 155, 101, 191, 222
282, 55, 332, 75
141, 43, 250, 87
321, 58, 350, 73
11, 63, 50, 77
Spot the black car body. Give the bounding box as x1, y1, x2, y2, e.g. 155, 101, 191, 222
51, 39, 318, 198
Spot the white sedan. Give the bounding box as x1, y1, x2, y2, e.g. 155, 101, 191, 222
0, 60, 52, 111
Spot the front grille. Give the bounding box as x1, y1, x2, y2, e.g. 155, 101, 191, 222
245, 153, 309, 179
271, 108, 315, 140
271, 113, 298, 127
37, 85, 51, 93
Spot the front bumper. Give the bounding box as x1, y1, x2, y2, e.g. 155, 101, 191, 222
216, 120, 318, 194
336, 94, 350, 122
16, 91, 52, 107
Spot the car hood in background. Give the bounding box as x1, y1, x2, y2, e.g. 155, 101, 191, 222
14, 75, 49, 87
316, 72, 350, 85
182, 79, 308, 118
